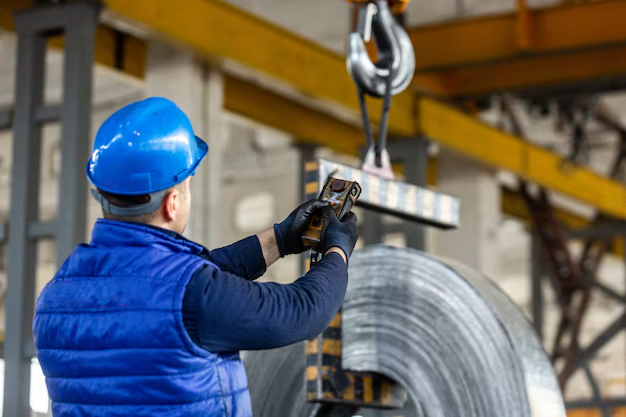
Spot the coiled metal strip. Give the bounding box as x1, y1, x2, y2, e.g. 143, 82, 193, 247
243, 246, 565, 417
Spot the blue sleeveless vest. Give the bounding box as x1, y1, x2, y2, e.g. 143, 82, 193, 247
33, 219, 252, 417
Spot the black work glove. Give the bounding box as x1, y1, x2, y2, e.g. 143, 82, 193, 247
274, 199, 330, 257
320, 206, 358, 260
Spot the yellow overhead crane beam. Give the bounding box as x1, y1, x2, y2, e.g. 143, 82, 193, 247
414, 43, 626, 98
4, 1, 626, 221
224, 76, 364, 156
410, 0, 626, 97
410, 0, 626, 71
419, 99, 626, 218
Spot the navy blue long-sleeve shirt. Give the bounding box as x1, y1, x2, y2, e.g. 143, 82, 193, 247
142, 226, 348, 353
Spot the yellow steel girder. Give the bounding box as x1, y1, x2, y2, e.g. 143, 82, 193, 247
414, 44, 626, 98
409, 0, 626, 97
409, 0, 626, 72
419, 98, 626, 218
223, 75, 363, 156
567, 407, 626, 417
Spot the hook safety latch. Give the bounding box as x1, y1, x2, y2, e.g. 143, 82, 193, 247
346, 0, 415, 180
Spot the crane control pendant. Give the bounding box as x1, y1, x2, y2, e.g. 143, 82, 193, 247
302, 177, 361, 263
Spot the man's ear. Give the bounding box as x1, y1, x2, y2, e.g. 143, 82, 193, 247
162, 189, 179, 223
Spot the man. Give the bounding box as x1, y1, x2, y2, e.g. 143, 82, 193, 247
33, 97, 358, 417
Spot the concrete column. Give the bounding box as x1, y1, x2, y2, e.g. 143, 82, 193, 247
433, 150, 501, 278
144, 41, 226, 247
202, 66, 226, 248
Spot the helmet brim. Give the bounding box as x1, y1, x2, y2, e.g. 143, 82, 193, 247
86, 135, 210, 196
187, 135, 209, 178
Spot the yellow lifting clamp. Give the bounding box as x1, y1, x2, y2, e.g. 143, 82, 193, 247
346, 0, 415, 180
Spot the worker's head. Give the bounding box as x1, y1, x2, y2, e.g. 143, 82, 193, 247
86, 97, 207, 234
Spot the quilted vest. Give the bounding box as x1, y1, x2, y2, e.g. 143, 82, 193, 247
33, 219, 251, 417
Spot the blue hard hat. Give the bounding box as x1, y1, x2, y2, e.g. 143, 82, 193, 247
87, 97, 208, 195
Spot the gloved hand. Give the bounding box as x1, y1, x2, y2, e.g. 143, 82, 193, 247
274, 199, 330, 257
320, 206, 358, 260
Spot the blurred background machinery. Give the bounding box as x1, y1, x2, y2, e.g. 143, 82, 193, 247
0, 0, 626, 416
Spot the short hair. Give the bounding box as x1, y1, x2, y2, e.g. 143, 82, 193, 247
99, 181, 187, 224
99, 191, 160, 224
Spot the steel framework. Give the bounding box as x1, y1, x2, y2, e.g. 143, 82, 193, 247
497, 96, 626, 417
531, 224, 626, 417
2, 3, 97, 416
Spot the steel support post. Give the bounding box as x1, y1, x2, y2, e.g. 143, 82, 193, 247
381, 137, 429, 250
4, 20, 46, 417
395, 137, 429, 250
202, 64, 225, 249
361, 210, 383, 245
0, 223, 7, 244
0, 110, 12, 130
3, 4, 98, 417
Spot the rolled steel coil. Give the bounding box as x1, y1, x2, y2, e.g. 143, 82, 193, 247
243, 245, 565, 417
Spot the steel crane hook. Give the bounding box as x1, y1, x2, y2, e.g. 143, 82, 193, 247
346, 0, 415, 98
345, 0, 415, 179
